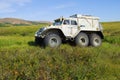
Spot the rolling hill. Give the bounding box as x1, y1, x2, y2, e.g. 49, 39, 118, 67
0, 18, 32, 24
0, 18, 51, 27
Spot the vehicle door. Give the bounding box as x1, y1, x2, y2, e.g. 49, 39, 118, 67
70, 20, 79, 37
61, 19, 71, 36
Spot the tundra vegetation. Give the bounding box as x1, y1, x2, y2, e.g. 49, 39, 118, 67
0, 22, 120, 80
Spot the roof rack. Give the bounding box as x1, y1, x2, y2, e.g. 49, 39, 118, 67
70, 14, 92, 18
70, 14, 99, 19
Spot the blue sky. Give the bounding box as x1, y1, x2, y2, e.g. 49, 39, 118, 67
0, 0, 120, 22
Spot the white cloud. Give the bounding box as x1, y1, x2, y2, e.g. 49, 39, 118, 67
0, 8, 15, 13
54, 3, 75, 9
8, 0, 31, 6
0, 0, 31, 13
55, 5, 68, 9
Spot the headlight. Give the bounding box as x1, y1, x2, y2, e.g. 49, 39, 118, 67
35, 33, 38, 36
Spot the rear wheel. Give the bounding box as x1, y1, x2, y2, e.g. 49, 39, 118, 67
44, 33, 61, 48
75, 32, 89, 47
90, 33, 102, 47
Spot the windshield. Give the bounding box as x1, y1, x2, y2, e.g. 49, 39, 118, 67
53, 21, 62, 26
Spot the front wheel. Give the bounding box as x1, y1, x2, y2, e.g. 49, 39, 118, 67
90, 33, 102, 47
75, 32, 89, 47
44, 33, 61, 48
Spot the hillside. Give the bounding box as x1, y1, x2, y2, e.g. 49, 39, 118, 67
0, 18, 51, 27
0, 18, 32, 24
0, 22, 120, 80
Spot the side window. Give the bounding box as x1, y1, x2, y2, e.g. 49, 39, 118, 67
71, 20, 77, 25
63, 20, 70, 25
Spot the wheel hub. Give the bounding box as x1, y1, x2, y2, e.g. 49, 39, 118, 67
81, 38, 86, 43
50, 38, 58, 47
94, 38, 100, 45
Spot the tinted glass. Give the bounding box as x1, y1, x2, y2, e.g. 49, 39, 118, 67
63, 20, 70, 25
71, 20, 77, 25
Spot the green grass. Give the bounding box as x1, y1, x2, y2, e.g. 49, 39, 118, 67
0, 22, 120, 80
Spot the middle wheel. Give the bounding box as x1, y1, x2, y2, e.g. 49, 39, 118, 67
75, 32, 89, 47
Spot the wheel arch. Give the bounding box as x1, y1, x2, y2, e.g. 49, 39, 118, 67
42, 28, 66, 39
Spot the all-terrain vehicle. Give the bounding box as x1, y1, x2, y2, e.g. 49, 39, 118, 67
35, 14, 104, 48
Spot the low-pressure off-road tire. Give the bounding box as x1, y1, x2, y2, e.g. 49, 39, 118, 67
44, 33, 61, 48
90, 33, 102, 47
75, 32, 89, 47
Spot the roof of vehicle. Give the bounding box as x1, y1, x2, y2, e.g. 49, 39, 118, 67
54, 14, 99, 22
70, 14, 99, 19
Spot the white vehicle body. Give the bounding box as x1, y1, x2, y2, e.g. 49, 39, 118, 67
35, 14, 104, 47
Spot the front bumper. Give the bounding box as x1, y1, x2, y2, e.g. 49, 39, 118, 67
35, 33, 38, 37
35, 32, 45, 38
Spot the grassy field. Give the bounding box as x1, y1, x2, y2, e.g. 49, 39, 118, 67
0, 22, 120, 80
